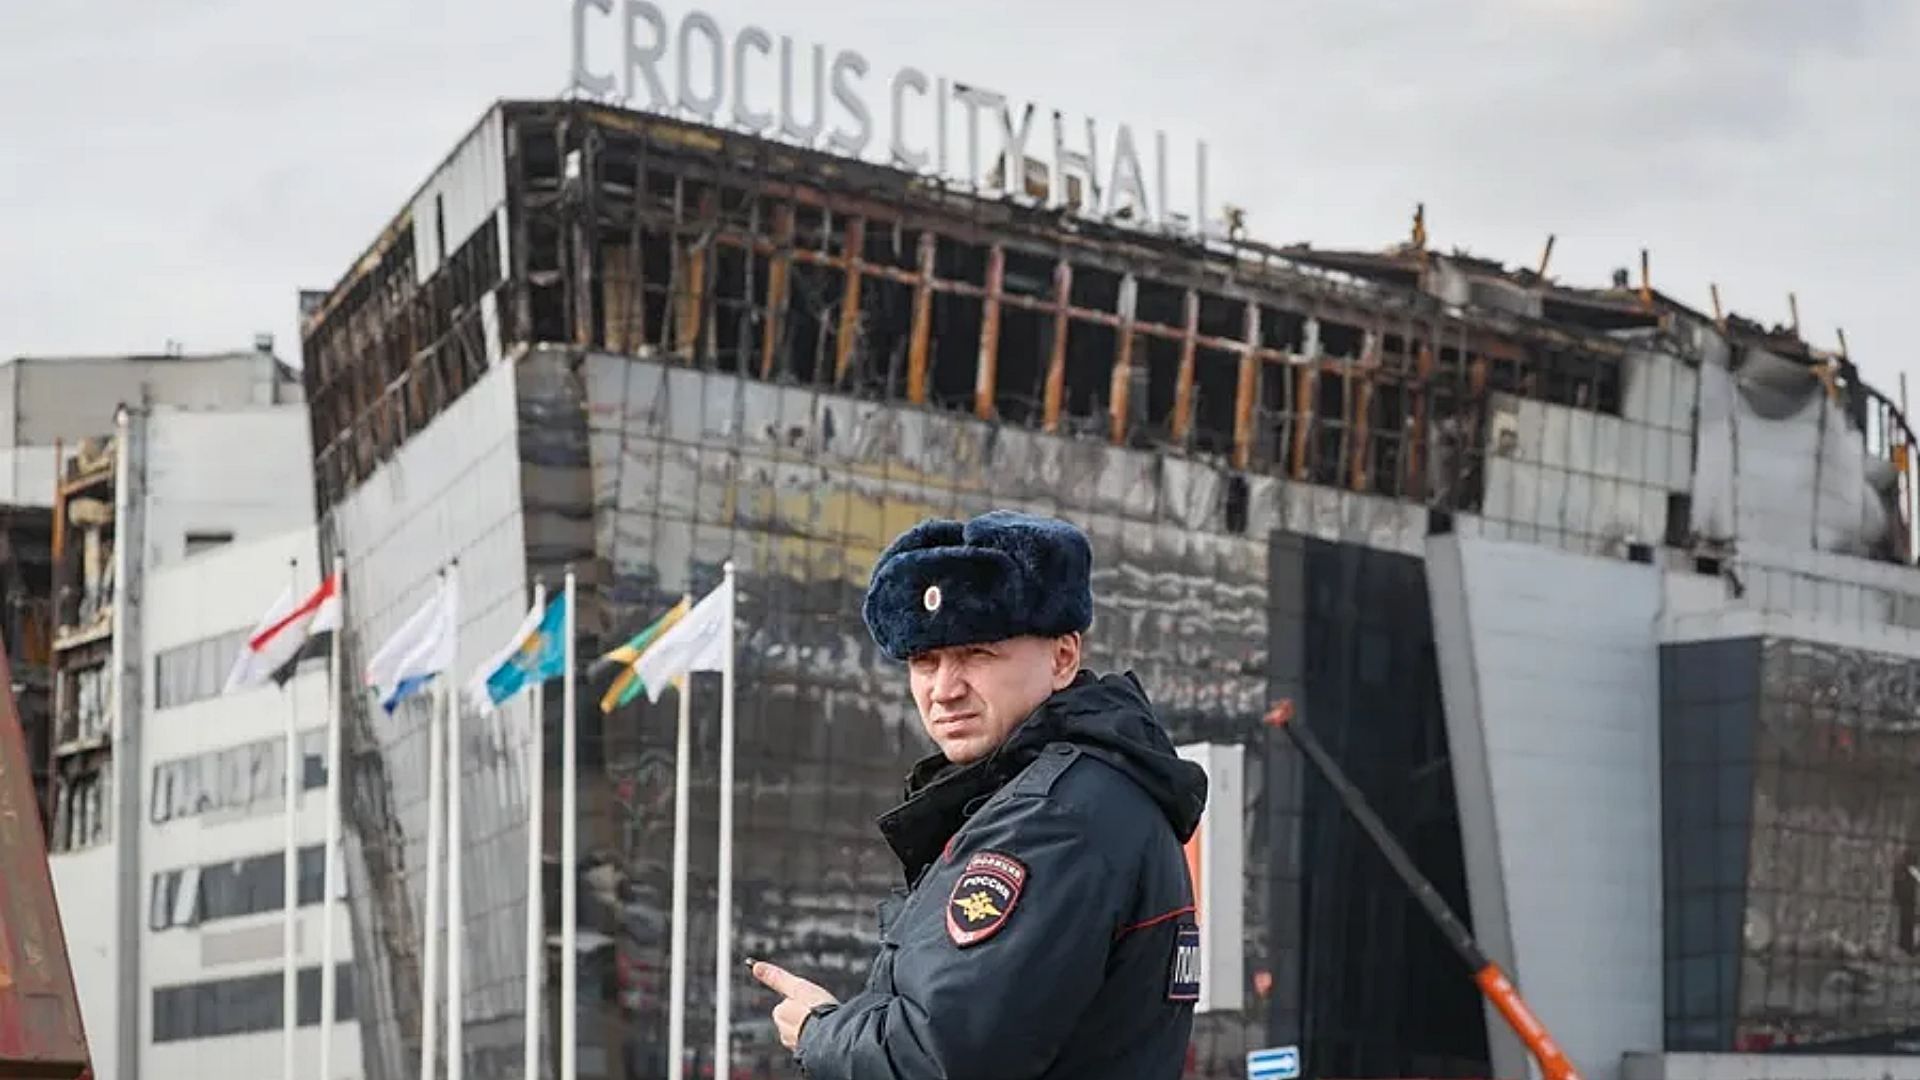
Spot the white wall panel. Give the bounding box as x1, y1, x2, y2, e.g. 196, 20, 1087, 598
1427, 534, 1664, 1080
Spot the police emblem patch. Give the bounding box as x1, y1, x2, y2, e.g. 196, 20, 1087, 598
945, 851, 1027, 947
1168, 923, 1201, 1002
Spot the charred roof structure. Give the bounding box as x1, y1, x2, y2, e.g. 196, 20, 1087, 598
303, 102, 1915, 567
300, 99, 1920, 1080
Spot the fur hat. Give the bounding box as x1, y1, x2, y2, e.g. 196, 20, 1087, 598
863, 510, 1094, 662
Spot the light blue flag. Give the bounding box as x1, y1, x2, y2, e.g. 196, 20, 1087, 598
468, 591, 568, 711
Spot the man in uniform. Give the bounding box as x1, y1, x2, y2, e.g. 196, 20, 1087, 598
751, 510, 1209, 1079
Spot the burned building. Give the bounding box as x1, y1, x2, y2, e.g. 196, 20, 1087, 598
302, 100, 1920, 1080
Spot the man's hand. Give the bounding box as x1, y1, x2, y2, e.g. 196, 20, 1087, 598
749, 960, 839, 1051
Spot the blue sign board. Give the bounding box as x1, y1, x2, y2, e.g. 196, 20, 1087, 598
1247, 1045, 1301, 1080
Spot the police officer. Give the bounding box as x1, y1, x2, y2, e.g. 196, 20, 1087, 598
751, 510, 1209, 1079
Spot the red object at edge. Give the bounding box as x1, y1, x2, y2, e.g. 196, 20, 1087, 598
0, 636, 93, 1076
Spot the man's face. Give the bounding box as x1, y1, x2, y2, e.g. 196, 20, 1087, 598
907, 634, 1082, 765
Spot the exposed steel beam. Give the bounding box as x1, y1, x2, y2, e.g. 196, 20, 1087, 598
1291, 364, 1316, 481
758, 205, 793, 379
1042, 260, 1073, 433
1109, 274, 1138, 445
1232, 301, 1262, 471
834, 217, 867, 385
975, 245, 1005, 420
1170, 289, 1200, 446
907, 231, 935, 405
1406, 337, 1435, 499
1349, 333, 1378, 492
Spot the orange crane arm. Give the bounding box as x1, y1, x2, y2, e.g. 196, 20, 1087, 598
1264, 699, 1582, 1080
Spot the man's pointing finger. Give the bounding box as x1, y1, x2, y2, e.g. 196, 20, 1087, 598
749, 960, 799, 996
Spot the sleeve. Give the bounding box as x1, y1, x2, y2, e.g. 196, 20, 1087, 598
795, 793, 1120, 1080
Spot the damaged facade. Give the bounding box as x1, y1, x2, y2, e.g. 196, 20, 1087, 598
300, 100, 1920, 1080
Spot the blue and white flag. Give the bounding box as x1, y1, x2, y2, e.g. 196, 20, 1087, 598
365, 577, 458, 714
467, 589, 567, 711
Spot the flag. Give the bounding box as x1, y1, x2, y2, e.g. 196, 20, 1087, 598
468, 591, 568, 711
269, 632, 335, 689
224, 573, 343, 693
595, 598, 690, 713
626, 577, 732, 707
365, 578, 458, 714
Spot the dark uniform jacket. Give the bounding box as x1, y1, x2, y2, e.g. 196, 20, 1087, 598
796, 671, 1210, 1080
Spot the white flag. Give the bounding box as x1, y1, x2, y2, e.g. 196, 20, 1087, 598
630, 576, 733, 704
365, 578, 458, 713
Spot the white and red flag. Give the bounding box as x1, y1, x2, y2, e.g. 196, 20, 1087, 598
223, 573, 343, 693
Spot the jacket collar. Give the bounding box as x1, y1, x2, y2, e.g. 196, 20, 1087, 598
873, 675, 1093, 882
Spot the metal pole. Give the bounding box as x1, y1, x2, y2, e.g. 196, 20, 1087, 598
447, 559, 466, 1080
667, 595, 693, 1080
560, 571, 579, 1080
712, 563, 738, 1080
1902, 374, 1914, 565
522, 583, 548, 1080
283, 557, 300, 1080
319, 556, 345, 1080
421, 599, 446, 1080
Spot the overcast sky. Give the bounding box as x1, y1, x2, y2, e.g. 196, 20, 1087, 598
3, 0, 1915, 403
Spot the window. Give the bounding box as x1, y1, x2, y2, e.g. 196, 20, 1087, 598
153, 628, 249, 710
53, 768, 109, 851
197, 852, 287, 924
148, 866, 202, 932
59, 662, 110, 744
155, 626, 331, 709
162, 844, 333, 928
151, 964, 355, 1043
149, 729, 327, 825
184, 531, 235, 556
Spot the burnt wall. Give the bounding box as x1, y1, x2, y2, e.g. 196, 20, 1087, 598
567, 348, 1276, 1079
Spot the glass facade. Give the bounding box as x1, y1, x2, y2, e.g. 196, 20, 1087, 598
1740, 637, 1920, 1052
1659, 636, 1757, 1052
1269, 533, 1487, 1079
568, 352, 1276, 1079
328, 356, 536, 1080
325, 349, 1291, 1080
1661, 635, 1920, 1054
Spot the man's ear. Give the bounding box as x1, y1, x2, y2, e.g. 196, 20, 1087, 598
1051, 632, 1083, 689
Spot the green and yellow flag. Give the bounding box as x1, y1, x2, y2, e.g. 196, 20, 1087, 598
596, 598, 691, 713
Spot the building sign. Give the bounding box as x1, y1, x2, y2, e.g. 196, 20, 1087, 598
570, 1, 1222, 240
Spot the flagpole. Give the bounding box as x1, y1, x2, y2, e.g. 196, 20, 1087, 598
421, 571, 447, 1080
712, 562, 738, 1080
560, 570, 579, 1080
522, 582, 548, 1080
319, 554, 345, 1080
447, 563, 465, 1080
284, 557, 300, 1080
666, 590, 693, 1080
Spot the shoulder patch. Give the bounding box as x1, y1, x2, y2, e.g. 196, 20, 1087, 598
946, 851, 1028, 947
1168, 923, 1201, 1002
1008, 743, 1081, 796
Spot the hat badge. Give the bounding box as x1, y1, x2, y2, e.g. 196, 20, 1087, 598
923, 584, 943, 613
